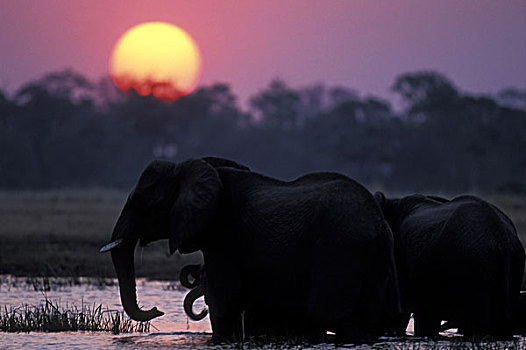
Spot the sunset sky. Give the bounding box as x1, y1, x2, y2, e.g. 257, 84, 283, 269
1, 0, 525, 105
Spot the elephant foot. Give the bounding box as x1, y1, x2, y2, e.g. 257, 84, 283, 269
333, 326, 381, 344
413, 313, 441, 338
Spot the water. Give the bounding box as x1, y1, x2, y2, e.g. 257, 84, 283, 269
0, 277, 211, 349
1, 276, 524, 349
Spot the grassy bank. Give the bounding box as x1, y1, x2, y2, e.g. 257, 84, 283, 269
0, 189, 201, 280
0, 190, 524, 283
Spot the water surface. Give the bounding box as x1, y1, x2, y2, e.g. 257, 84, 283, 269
1, 277, 524, 349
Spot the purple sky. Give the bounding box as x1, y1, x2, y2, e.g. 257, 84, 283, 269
1, 0, 525, 105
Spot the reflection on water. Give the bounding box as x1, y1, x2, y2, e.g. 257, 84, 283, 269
0, 277, 211, 335
0, 277, 211, 349
112, 332, 212, 349
0, 276, 524, 349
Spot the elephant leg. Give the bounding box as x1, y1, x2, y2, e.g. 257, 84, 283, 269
202, 247, 244, 342
306, 251, 364, 340
413, 311, 440, 337
242, 311, 267, 339
209, 310, 243, 343
242, 309, 286, 340
452, 282, 493, 338
298, 322, 325, 343
205, 281, 243, 342
307, 262, 382, 342
390, 311, 411, 336
244, 307, 323, 342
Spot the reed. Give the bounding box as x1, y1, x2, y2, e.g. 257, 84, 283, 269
0, 296, 150, 334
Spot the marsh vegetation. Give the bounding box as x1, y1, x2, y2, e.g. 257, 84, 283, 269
0, 297, 150, 333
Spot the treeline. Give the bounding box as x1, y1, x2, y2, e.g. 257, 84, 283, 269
0, 69, 525, 193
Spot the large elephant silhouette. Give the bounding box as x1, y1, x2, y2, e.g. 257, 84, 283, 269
101, 156, 400, 342
374, 192, 525, 337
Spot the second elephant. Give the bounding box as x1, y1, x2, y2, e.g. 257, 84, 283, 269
375, 192, 525, 337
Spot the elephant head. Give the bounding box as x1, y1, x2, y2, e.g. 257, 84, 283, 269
100, 158, 222, 322
374, 192, 449, 232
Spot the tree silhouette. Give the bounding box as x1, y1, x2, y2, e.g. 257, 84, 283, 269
0, 68, 525, 192
250, 79, 301, 129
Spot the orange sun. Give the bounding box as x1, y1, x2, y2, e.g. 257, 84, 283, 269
109, 22, 202, 101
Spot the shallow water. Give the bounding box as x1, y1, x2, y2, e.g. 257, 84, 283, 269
1, 277, 211, 349
1, 276, 524, 349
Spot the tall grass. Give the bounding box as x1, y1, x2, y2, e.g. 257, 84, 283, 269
0, 297, 150, 334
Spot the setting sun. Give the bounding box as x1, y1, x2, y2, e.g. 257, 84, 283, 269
109, 22, 202, 101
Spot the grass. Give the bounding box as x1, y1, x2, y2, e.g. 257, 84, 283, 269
0, 296, 150, 333
0, 189, 202, 280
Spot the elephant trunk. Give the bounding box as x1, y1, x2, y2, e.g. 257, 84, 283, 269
184, 286, 208, 321
111, 240, 164, 321
180, 264, 202, 289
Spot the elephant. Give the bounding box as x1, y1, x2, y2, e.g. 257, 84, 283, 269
374, 192, 525, 338
101, 156, 401, 342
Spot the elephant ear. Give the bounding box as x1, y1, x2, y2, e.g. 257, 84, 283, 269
169, 159, 222, 254
134, 160, 177, 205
374, 191, 386, 208
426, 195, 449, 203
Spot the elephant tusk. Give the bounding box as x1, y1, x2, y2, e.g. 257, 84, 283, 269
100, 238, 124, 253
440, 320, 460, 331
